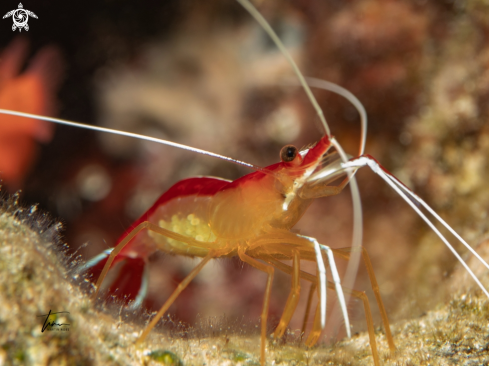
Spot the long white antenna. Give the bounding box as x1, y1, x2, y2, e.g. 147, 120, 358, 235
343, 156, 489, 298
235, 0, 330, 137
236, 0, 365, 338
305, 77, 367, 157
0, 109, 266, 172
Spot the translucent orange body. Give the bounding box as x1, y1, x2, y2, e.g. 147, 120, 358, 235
119, 137, 328, 261
91, 135, 393, 366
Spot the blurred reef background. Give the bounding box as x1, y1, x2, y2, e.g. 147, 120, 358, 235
2, 0, 489, 364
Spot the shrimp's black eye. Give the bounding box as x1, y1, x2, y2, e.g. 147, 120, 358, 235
280, 145, 298, 162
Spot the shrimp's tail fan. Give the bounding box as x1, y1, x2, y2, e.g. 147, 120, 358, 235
77, 248, 149, 309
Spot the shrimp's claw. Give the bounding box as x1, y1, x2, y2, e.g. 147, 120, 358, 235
78, 249, 149, 309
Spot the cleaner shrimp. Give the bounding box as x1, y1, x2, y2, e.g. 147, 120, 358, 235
1, 1, 489, 365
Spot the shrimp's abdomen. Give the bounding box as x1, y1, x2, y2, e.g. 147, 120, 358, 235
119, 177, 232, 259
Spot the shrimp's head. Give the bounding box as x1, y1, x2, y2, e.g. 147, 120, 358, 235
273, 134, 346, 211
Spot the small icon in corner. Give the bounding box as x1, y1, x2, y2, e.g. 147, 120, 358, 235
3, 3, 37, 32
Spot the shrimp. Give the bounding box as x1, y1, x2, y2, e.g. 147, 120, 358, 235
1, 109, 391, 365
1, 1, 489, 365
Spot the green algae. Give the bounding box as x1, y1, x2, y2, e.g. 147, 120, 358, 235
148, 350, 183, 365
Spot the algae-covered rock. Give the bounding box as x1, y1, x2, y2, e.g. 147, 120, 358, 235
0, 194, 144, 365
1, 194, 489, 365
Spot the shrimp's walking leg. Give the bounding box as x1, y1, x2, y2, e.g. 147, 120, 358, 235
305, 297, 323, 346
299, 236, 351, 338
333, 246, 395, 352
248, 233, 349, 340
273, 252, 301, 339
93, 221, 211, 300
93, 222, 147, 300
238, 248, 274, 366
263, 257, 381, 366
301, 283, 316, 337
137, 251, 216, 344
